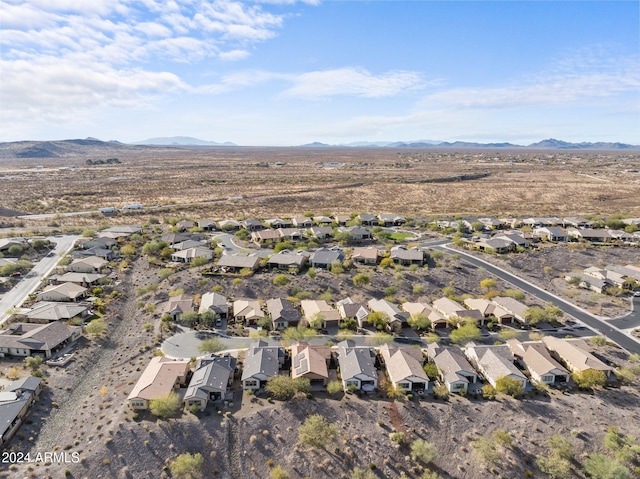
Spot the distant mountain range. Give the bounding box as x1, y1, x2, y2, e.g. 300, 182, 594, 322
0, 137, 638, 159
132, 136, 237, 146
301, 138, 640, 149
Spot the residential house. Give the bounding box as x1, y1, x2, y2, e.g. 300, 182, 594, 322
507, 339, 570, 385
266, 298, 301, 330
308, 226, 333, 240
378, 214, 406, 227
77, 247, 117, 261
464, 344, 528, 389
233, 300, 265, 325
171, 246, 213, 263
367, 298, 409, 331
184, 354, 236, 411
0, 377, 43, 448
583, 267, 626, 288
300, 300, 341, 328
474, 238, 514, 254
100, 225, 142, 236
176, 220, 195, 231
292, 216, 313, 228
426, 344, 479, 393
23, 301, 89, 324
241, 340, 285, 390
266, 251, 309, 270
477, 217, 504, 230
351, 246, 381, 265
565, 273, 610, 294
67, 256, 109, 274
464, 298, 514, 324
313, 216, 334, 226
290, 342, 331, 386
0, 238, 29, 255
562, 216, 592, 229
161, 233, 193, 246
310, 247, 344, 269
251, 229, 281, 246
217, 219, 241, 231
357, 214, 379, 226
339, 226, 373, 241
164, 294, 193, 321
432, 297, 484, 324
542, 337, 614, 379
568, 228, 611, 243
379, 344, 429, 393
37, 283, 87, 302
334, 215, 351, 226
494, 232, 530, 248
490, 297, 529, 324
197, 220, 217, 231
51, 272, 105, 288
171, 239, 206, 251
264, 218, 291, 229
390, 246, 425, 266
534, 227, 569, 242
216, 253, 261, 273
336, 340, 378, 392
606, 264, 640, 283
81, 236, 118, 250
241, 219, 263, 231
401, 302, 448, 329
199, 292, 230, 319
277, 228, 304, 241
127, 356, 190, 410
0, 322, 77, 359
337, 298, 370, 328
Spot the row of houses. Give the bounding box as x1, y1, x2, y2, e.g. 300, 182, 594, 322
433, 215, 640, 232
165, 290, 532, 332
565, 263, 640, 294
128, 336, 616, 412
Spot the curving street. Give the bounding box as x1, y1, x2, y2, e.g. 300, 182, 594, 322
436, 244, 640, 354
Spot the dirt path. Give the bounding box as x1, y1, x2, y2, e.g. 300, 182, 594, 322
30, 269, 138, 452
227, 417, 245, 479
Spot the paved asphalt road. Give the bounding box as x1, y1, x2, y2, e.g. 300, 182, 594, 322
608, 297, 640, 329
436, 244, 640, 355
0, 235, 80, 324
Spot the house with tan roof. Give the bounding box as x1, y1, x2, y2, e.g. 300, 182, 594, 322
51, 272, 106, 287
127, 356, 190, 410
37, 283, 87, 302
542, 337, 614, 378
379, 344, 429, 393
199, 292, 230, 318
464, 298, 514, 324
300, 300, 341, 328
67, 256, 109, 274
507, 339, 569, 385
464, 344, 528, 389
290, 342, 331, 386
233, 300, 265, 325
266, 251, 309, 270
390, 246, 425, 266
216, 253, 261, 272
426, 344, 478, 393
378, 214, 406, 227
164, 294, 193, 321
0, 377, 43, 448
490, 297, 529, 324
351, 246, 381, 265
251, 229, 281, 245
292, 216, 313, 228
171, 246, 213, 263
432, 297, 484, 324
368, 298, 409, 331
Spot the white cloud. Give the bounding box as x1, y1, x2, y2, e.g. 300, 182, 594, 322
219, 49, 251, 61
281, 67, 426, 98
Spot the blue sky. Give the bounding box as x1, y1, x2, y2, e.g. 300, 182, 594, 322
1, 0, 638, 145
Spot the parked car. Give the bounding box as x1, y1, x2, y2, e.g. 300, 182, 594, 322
634, 291, 640, 297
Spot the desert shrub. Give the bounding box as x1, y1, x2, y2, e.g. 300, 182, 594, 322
482, 384, 496, 400
350, 467, 376, 479
410, 439, 437, 464
390, 432, 408, 446
547, 434, 573, 460
591, 336, 608, 347
24, 356, 43, 371
85, 319, 107, 338
298, 414, 337, 448
423, 362, 439, 379
170, 452, 204, 479
537, 455, 572, 479
584, 453, 633, 479
327, 380, 343, 395
269, 465, 289, 479
572, 369, 607, 389
150, 392, 181, 419
450, 322, 481, 345
273, 274, 291, 286
472, 436, 501, 464
433, 384, 449, 400
353, 273, 370, 287
199, 338, 226, 354
266, 376, 310, 400
495, 376, 524, 398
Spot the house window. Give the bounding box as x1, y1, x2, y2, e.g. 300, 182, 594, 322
346, 380, 359, 387
245, 380, 258, 388
541, 375, 554, 383
397, 382, 410, 390
131, 400, 145, 407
